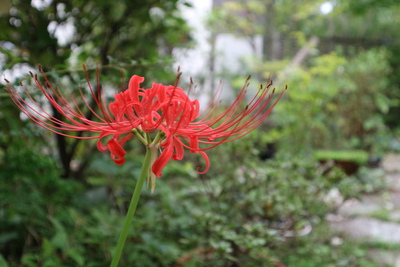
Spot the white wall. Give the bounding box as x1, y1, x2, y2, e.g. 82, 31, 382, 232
174, 0, 263, 103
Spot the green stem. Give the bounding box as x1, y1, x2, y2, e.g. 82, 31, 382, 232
151, 131, 165, 147
110, 148, 152, 267
131, 128, 148, 145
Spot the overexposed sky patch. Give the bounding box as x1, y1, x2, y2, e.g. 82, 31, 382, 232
320, 1, 334, 15
31, 0, 53, 10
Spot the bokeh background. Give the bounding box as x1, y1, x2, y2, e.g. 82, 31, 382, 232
1, 0, 400, 266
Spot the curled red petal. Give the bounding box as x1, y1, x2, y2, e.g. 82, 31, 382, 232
113, 157, 126, 165
172, 137, 184, 160
128, 75, 145, 102
107, 137, 126, 158
97, 133, 111, 152
106, 134, 133, 165
152, 141, 174, 178
190, 99, 200, 121
119, 133, 134, 146
196, 151, 210, 174
190, 136, 199, 153
97, 140, 108, 152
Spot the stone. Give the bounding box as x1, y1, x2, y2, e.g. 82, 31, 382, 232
382, 154, 400, 173
330, 217, 400, 243
369, 249, 400, 267
386, 173, 400, 192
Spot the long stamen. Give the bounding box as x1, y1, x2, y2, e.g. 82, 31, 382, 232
5, 68, 285, 178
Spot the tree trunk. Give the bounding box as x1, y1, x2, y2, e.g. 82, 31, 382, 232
263, 0, 282, 61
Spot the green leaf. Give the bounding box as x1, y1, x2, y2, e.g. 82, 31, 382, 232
375, 94, 390, 113
0, 254, 9, 267
42, 238, 54, 259
67, 249, 85, 266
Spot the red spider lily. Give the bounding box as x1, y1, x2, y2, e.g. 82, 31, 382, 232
4, 68, 285, 179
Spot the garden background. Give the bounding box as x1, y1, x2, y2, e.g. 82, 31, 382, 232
1, 0, 400, 266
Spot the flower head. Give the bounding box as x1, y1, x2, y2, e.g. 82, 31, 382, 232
5, 67, 285, 180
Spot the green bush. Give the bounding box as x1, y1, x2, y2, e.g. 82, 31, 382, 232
274, 49, 393, 154
0, 131, 387, 266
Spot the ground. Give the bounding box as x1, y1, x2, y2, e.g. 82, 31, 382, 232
328, 153, 400, 266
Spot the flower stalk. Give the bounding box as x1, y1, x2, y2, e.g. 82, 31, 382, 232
110, 147, 152, 267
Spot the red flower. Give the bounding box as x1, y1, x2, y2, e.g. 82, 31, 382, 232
5, 69, 285, 178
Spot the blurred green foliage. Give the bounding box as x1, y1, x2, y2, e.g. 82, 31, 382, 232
314, 150, 369, 164
0, 0, 193, 180
0, 129, 388, 266
0, 0, 192, 72
273, 49, 393, 154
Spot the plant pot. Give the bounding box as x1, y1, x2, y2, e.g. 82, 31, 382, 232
315, 150, 369, 175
